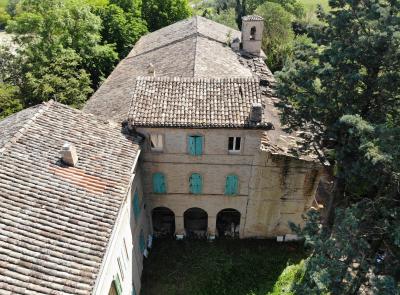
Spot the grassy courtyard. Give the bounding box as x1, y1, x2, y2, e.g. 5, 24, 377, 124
141, 239, 305, 295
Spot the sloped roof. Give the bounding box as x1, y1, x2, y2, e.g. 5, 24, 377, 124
0, 101, 140, 294
128, 77, 272, 129
83, 16, 251, 122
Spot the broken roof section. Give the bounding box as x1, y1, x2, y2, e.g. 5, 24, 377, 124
0, 101, 140, 294
128, 77, 272, 129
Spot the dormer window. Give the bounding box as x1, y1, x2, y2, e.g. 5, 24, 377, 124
150, 134, 163, 151
250, 26, 256, 40
228, 137, 241, 153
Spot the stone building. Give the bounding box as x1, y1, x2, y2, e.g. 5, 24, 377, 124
0, 15, 322, 295
85, 15, 322, 240
0, 102, 150, 295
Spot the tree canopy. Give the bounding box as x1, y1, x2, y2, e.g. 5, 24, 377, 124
276, 0, 400, 293
141, 0, 191, 31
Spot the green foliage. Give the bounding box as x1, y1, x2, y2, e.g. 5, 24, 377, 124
142, 239, 305, 295
255, 2, 294, 71
22, 49, 92, 107
209, 7, 238, 29
267, 260, 305, 295
0, 7, 10, 29
97, 4, 147, 58
277, 0, 400, 293
142, 0, 191, 31
0, 82, 22, 119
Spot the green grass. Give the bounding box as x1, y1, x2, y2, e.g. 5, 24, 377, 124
299, 0, 330, 11
0, 0, 7, 9
141, 239, 305, 295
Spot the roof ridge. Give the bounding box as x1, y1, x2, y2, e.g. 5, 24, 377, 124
193, 17, 199, 77
0, 101, 54, 155
135, 76, 259, 82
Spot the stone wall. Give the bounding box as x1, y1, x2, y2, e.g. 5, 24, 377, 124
136, 127, 322, 239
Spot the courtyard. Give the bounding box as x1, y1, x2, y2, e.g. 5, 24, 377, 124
141, 239, 305, 295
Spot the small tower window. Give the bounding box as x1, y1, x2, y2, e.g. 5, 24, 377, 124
250, 26, 256, 40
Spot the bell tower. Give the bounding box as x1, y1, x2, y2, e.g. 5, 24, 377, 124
241, 15, 264, 56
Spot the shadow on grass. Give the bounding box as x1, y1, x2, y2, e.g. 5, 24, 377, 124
141, 239, 305, 295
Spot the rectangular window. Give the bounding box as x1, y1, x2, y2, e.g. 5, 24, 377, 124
152, 173, 166, 194
188, 135, 203, 155
133, 190, 140, 220
228, 137, 241, 153
189, 173, 202, 194
123, 238, 129, 260
117, 257, 124, 281
225, 175, 239, 195
150, 134, 163, 151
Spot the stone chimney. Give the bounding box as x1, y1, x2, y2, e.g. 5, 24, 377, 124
61, 142, 78, 166
231, 37, 240, 51
148, 63, 155, 77
250, 103, 263, 123
241, 15, 264, 56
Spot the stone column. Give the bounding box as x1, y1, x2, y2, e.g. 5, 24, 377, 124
208, 215, 217, 238
175, 215, 185, 236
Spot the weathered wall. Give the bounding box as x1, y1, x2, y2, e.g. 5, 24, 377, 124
136, 127, 321, 239
245, 151, 322, 237
94, 163, 151, 295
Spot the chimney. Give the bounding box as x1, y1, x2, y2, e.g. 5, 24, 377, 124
241, 15, 264, 56
148, 63, 155, 77
231, 37, 240, 52
61, 142, 78, 166
250, 103, 263, 123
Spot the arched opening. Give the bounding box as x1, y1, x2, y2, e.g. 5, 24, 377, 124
216, 209, 241, 238
250, 26, 257, 40
152, 207, 175, 238
184, 207, 208, 239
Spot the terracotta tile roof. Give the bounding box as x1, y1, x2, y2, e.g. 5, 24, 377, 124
83, 16, 247, 122
127, 77, 272, 129
0, 101, 140, 294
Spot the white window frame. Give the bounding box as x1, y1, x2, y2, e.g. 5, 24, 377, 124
149, 134, 163, 151
228, 136, 242, 154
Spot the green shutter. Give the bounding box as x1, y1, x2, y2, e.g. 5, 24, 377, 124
195, 136, 203, 155
114, 274, 123, 295
188, 136, 196, 155
133, 191, 140, 220
139, 230, 145, 253
225, 175, 238, 195
153, 173, 166, 193
190, 173, 202, 194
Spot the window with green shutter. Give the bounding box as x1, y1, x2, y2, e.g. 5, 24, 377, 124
139, 230, 145, 254
188, 136, 203, 155
152, 173, 166, 193
225, 175, 238, 195
189, 173, 202, 194
133, 190, 140, 220
114, 274, 123, 295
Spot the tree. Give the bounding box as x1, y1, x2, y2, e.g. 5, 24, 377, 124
0, 8, 11, 30
276, 0, 400, 293
0, 83, 22, 119
141, 0, 191, 31
210, 8, 238, 30
110, 0, 142, 15
254, 2, 294, 71
97, 4, 147, 58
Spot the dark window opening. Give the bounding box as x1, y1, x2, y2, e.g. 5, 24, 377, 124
228, 137, 241, 152
184, 208, 208, 239
250, 26, 256, 40
152, 207, 176, 238
217, 209, 241, 238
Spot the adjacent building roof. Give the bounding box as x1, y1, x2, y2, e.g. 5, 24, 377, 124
242, 15, 264, 21
83, 16, 254, 122
0, 101, 140, 294
128, 77, 272, 129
